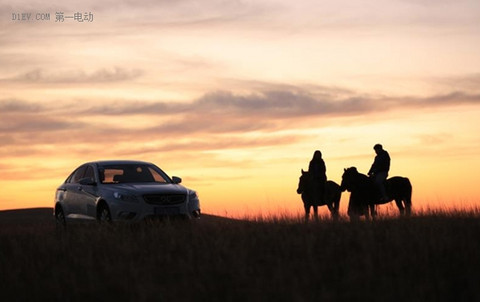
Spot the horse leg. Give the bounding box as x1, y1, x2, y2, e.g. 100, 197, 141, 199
404, 195, 412, 216
328, 201, 339, 220
371, 204, 377, 218
304, 204, 310, 222
334, 203, 340, 220
365, 205, 370, 220
395, 199, 405, 216
326, 202, 334, 217
313, 205, 319, 222
333, 193, 341, 220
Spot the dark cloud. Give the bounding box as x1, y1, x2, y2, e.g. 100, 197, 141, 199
82, 101, 189, 115
0, 119, 82, 133
80, 88, 480, 119
434, 73, 480, 93
6, 67, 143, 84
79, 89, 349, 118
4, 85, 480, 121
88, 88, 480, 140
1, 86, 479, 157
0, 114, 85, 133
396, 91, 480, 108
0, 99, 44, 113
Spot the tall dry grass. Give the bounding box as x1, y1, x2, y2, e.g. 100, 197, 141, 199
0, 209, 479, 301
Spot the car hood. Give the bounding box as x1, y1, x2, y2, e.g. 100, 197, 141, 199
102, 183, 188, 195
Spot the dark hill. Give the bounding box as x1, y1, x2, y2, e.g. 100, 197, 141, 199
0, 207, 53, 224
0, 207, 233, 224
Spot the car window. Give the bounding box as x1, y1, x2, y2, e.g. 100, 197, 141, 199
68, 165, 87, 183
99, 164, 170, 184
83, 165, 94, 181
149, 167, 168, 183
102, 168, 124, 184
65, 173, 74, 183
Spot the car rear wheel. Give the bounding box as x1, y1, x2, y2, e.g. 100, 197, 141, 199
98, 205, 112, 223
55, 206, 66, 228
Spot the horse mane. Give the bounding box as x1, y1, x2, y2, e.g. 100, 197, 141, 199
342, 167, 371, 192
345, 167, 357, 173
345, 167, 368, 179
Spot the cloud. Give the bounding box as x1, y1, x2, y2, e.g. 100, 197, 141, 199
82, 101, 189, 116
434, 73, 480, 93
116, 134, 306, 156
81, 87, 480, 120
0, 99, 44, 113
416, 133, 453, 145
5, 67, 143, 84
1, 85, 479, 158
0, 116, 85, 133
0, 135, 15, 145
3, 85, 480, 138
385, 91, 480, 111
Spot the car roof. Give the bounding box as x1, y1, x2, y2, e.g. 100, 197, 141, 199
84, 160, 155, 166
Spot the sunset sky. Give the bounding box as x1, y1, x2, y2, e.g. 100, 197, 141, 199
1, 0, 480, 217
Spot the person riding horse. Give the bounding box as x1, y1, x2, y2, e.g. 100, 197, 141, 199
368, 144, 390, 202
308, 150, 327, 205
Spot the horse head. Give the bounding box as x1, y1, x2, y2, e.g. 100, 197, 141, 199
340, 167, 358, 192
297, 169, 309, 194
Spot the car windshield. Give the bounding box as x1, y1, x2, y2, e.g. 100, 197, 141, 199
99, 164, 171, 184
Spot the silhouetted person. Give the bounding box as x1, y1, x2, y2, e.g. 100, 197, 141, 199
368, 144, 390, 201
308, 150, 327, 205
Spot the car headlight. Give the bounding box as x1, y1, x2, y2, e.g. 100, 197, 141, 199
189, 191, 198, 200
113, 192, 139, 203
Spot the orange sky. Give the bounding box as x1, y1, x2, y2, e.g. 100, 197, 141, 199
1, 0, 480, 217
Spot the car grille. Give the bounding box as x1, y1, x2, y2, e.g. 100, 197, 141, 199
143, 194, 186, 205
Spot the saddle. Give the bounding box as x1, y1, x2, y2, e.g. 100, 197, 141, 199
369, 175, 389, 201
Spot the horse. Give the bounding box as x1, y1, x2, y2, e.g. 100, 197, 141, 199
340, 167, 412, 220
296, 169, 342, 221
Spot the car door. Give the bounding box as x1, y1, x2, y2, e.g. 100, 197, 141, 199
62, 165, 87, 217
75, 165, 99, 219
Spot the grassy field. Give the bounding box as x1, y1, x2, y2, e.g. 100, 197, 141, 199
0, 208, 479, 301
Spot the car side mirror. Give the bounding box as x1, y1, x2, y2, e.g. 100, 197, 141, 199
172, 176, 182, 184
79, 177, 96, 186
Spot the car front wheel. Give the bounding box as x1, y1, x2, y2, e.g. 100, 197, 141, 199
97, 204, 112, 223
55, 206, 66, 227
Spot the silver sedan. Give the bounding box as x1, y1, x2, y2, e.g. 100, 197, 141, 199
54, 160, 201, 225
